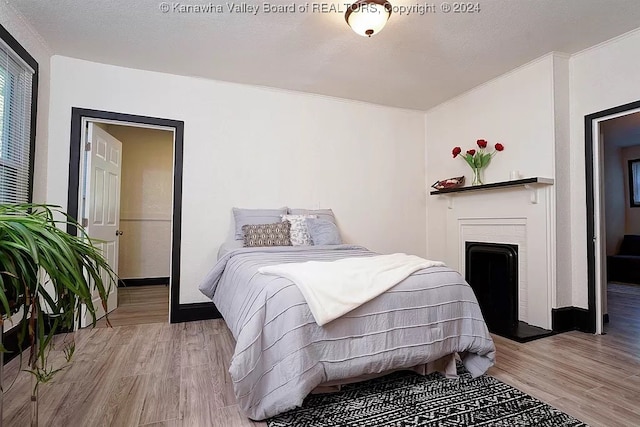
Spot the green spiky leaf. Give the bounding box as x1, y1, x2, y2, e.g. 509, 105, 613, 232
0, 203, 117, 390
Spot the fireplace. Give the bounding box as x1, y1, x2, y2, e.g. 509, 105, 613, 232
465, 241, 553, 342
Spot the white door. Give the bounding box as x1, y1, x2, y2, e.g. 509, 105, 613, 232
81, 123, 122, 327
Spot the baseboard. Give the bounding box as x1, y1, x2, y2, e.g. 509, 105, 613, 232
4, 303, 217, 364
552, 307, 592, 333
170, 302, 222, 323
2, 314, 71, 365
2, 324, 28, 365
119, 277, 169, 287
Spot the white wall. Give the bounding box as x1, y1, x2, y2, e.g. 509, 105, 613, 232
46, 56, 426, 304
603, 143, 625, 255
552, 54, 572, 307
570, 28, 640, 308
105, 125, 173, 279
0, 2, 51, 202
425, 54, 557, 261
425, 54, 556, 214
622, 145, 640, 234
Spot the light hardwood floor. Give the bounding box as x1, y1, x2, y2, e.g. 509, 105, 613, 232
488, 283, 640, 426
2, 284, 640, 426
96, 285, 170, 328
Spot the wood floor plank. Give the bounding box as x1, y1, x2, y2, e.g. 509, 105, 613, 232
179, 365, 225, 426
149, 339, 182, 378
139, 375, 181, 425
584, 384, 640, 417
181, 322, 211, 368
492, 337, 636, 393
551, 395, 640, 427
96, 285, 169, 328
209, 329, 237, 407
35, 382, 76, 426
488, 366, 569, 403
1, 372, 33, 426
93, 374, 150, 427
157, 321, 183, 343
139, 419, 181, 427
202, 317, 234, 339
211, 405, 266, 427
46, 343, 130, 426
120, 324, 165, 377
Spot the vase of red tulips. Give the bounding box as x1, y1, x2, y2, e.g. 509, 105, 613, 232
452, 139, 505, 186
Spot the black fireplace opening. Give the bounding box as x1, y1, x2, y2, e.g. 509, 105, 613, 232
465, 241, 553, 342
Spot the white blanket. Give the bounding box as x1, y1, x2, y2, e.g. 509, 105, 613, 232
258, 253, 445, 326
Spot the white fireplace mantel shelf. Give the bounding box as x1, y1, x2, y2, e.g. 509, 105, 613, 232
430, 177, 554, 208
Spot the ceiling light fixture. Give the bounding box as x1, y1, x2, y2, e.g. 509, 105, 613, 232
345, 0, 392, 37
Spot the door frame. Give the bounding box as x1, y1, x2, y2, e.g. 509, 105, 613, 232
585, 99, 640, 334
67, 108, 191, 322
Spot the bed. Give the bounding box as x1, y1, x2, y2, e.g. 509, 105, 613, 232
198, 244, 496, 420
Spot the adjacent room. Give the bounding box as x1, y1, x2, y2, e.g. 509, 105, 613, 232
94, 123, 174, 327
602, 112, 640, 337
1, 0, 640, 425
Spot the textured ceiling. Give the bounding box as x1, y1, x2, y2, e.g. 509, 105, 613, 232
9, 0, 640, 110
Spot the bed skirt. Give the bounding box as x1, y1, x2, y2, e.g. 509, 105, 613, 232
311, 353, 458, 394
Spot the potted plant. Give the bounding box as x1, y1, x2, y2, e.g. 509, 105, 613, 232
0, 203, 116, 426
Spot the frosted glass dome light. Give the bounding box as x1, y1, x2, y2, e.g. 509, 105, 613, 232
345, 0, 392, 37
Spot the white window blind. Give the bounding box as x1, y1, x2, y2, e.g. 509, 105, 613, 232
0, 38, 34, 204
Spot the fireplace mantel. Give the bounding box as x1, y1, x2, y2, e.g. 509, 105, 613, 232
430, 177, 553, 208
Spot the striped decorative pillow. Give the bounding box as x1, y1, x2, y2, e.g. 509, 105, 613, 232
242, 221, 292, 247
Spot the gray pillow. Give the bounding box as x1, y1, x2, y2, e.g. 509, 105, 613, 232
288, 208, 336, 224
242, 222, 292, 247
233, 207, 287, 240
306, 218, 342, 246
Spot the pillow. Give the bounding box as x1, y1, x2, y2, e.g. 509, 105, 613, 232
217, 240, 244, 260
233, 207, 287, 240
306, 218, 342, 246
242, 222, 292, 247
288, 208, 336, 225
281, 214, 316, 246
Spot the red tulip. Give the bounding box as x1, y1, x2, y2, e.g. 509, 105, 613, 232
467, 149, 476, 155
477, 139, 488, 148
495, 143, 504, 151
452, 147, 462, 158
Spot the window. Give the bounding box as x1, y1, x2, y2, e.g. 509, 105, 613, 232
0, 24, 38, 204
629, 159, 640, 208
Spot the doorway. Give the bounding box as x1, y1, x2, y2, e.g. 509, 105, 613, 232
599, 113, 640, 334
66, 108, 185, 326
92, 123, 174, 326
585, 100, 640, 334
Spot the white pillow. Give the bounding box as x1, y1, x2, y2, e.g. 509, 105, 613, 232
281, 214, 316, 246
288, 208, 336, 224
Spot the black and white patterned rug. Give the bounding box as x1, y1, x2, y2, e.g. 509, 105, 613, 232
267, 364, 587, 427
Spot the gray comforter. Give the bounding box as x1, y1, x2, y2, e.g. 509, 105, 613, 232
198, 245, 496, 420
